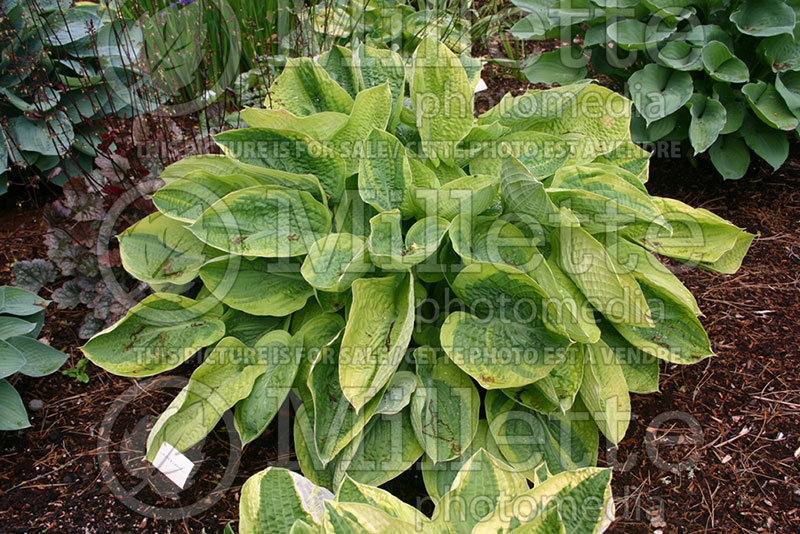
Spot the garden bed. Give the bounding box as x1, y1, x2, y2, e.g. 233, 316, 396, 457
0, 65, 799, 534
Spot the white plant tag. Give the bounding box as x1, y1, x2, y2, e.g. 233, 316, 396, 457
152, 442, 194, 489
475, 78, 488, 93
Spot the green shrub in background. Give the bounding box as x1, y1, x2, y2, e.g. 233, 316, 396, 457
512, 0, 800, 179
80, 37, 751, 513
235, 456, 613, 534
0, 0, 151, 194
0, 286, 67, 430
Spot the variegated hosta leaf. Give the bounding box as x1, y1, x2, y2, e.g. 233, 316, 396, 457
410, 346, 480, 463
599, 320, 659, 394
469, 131, 572, 179
301, 233, 371, 292
319, 45, 359, 97
189, 186, 332, 258
621, 197, 754, 273
558, 163, 648, 195
368, 210, 449, 271
221, 309, 284, 347
358, 128, 414, 216
118, 212, 218, 285
457, 122, 510, 168
152, 171, 264, 223
355, 45, 406, 129
215, 129, 346, 201
411, 37, 473, 166
334, 408, 424, 488
421, 419, 503, 503
592, 142, 651, 183
414, 174, 499, 221
267, 57, 354, 115
329, 83, 393, 172
308, 338, 387, 463
431, 449, 530, 534
240, 108, 349, 142
338, 274, 415, 411
375, 370, 417, 415
485, 390, 599, 481
294, 403, 336, 489
145, 337, 267, 461
477, 82, 590, 130
449, 214, 542, 272
555, 218, 653, 328
234, 330, 298, 445
579, 341, 632, 444
499, 158, 562, 226
503, 348, 584, 415
292, 312, 346, 408
323, 502, 422, 534
611, 281, 714, 364
336, 476, 430, 528
473, 467, 614, 534
81, 294, 225, 377
538, 257, 602, 344
239, 467, 334, 534
199, 255, 313, 316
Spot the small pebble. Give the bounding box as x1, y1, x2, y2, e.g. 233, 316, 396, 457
28, 399, 44, 412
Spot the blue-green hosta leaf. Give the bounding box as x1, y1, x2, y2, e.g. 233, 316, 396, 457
643, 0, 694, 25
421, 419, 503, 503
485, 391, 599, 482
358, 129, 414, 216
214, 129, 345, 201
686, 94, 726, 155
240, 108, 349, 141
0, 379, 29, 430
629, 64, 693, 125
743, 119, 789, 173
600, 321, 660, 394
199, 255, 313, 316
145, 337, 267, 461
599, 232, 700, 315
81, 294, 225, 377
267, 57, 354, 115
469, 131, 572, 179
118, 212, 217, 285
709, 135, 750, 180
239, 467, 333, 534
152, 172, 266, 223
414, 174, 499, 221
607, 19, 675, 51
368, 211, 449, 271
521, 48, 587, 85
658, 41, 702, 71
612, 281, 713, 364
700, 41, 749, 83
7, 112, 74, 157
411, 37, 474, 166
234, 330, 298, 444
335, 408, 424, 487
0, 317, 36, 339
308, 337, 387, 463
742, 81, 799, 131
322, 502, 421, 534
555, 221, 653, 327
776, 71, 800, 118
621, 197, 754, 270
0, 286, 49, 316
580, 341, 631, 444
730, 0, 796, 37
339, 274, 415, 411
301, 233, 371, 292
294, 403, 336, 489
7, 336, 67, 377
329, 83, 393, 172
759, 34, 800, 73
337, 476, 430, 527
355, 45, 406, 130
410, 346, 480, 463
189, 186, 331, 258
431, 449, 530, 534
473, 467, 614, 534
318, 45, 359, 97
0, 339, 26, 378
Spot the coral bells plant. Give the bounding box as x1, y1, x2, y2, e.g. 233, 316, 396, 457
81, 37, 752, 523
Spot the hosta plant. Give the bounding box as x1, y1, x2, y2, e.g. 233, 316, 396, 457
81, 38, 752, 500
511, 0, 800, 179
234, 452, 613, 533
0, 286, 67, 430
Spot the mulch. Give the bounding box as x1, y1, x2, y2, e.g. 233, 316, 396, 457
0, 64, 798, 534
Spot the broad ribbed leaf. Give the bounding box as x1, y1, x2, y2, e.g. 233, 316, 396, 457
358, 129, 414, 216
199, 255, 313, 316
268, 57, 354, 115
301, 233, 371, 292
0, 379, 29, 430
368, 211, 448, 271
240, 108, 349, 141
81, 294, 225, 377
323, 502, 420, 534
709, 135, 750, 180
701, 41, 749, 83
152, 172, 265, 223
0, 339, 25, 378
7, 336, 67, 377
414, 174, 498, 221
658, 41, 702, 71
743, 81, 799, 131
329, 83, 393, 172
339, 274, 415, 411
629, 64, 693, 125
686, 94, 726, 155
0, 286, 49, 316
337, 476, 429, 527
730, 0, 796, 37
189, 186, 331, 258
145, 337, 267, 461
580, 341, 631, 444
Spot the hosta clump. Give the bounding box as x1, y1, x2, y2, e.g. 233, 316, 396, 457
0, 286, 67, 430
512, 0, 800, 179
82, 38, 752, 502
234, 452, 613, 534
